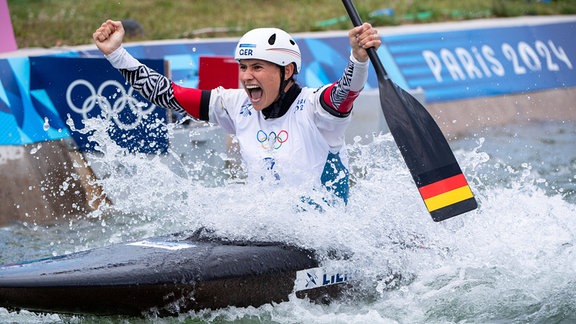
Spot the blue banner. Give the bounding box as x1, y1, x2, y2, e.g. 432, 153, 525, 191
29, 56, 168, 153
2, 18, 575, 145
385, 21, 576, 102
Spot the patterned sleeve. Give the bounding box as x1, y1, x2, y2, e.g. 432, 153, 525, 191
119, 66, 210, 121
106, 46, 208, 120
119, 66, 183, 113
320, 54, 369, 117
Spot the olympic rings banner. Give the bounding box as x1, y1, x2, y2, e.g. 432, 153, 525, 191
28, 56, 168, 153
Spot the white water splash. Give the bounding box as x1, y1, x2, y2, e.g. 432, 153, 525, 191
2, 119, 575, 323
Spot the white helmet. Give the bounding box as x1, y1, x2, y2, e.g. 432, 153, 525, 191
234, 28, 301, 73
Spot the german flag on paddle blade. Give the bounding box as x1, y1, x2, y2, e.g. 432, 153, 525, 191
416, 163, 477, 222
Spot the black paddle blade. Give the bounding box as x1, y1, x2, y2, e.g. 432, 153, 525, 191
380, 79, 478, 221
342, 0, 477, 221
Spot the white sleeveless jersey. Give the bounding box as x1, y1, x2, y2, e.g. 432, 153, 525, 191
208, 86, 351, 188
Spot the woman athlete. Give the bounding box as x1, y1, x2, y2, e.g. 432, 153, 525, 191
93, 20, 381, 205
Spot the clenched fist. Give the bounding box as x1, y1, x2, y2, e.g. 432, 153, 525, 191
93, 20, 125, 55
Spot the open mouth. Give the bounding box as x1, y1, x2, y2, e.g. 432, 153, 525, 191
246, 84, 263, 103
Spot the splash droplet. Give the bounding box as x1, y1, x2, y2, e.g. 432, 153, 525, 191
43, 117, 50, 131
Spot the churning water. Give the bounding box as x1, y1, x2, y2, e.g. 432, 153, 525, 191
0, 118, 575, 323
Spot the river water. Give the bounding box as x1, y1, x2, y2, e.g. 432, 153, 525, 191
0, 118, 575, 323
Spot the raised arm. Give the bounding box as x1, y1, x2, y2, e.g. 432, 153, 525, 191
93, 20, 209, 121
321, 22, 381, 116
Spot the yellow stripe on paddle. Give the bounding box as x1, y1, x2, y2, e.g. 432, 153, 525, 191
424, 185, 474, 212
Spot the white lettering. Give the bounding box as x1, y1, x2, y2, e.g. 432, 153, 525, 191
535, 40, 560, 71
548, 40, 573, 69
455, 47, 483, 79
421, 39, 572, 83
502, 42, 527, 75
518, 41, 541, 71
440, 49, 466, 80
472, 46, 492, 77
423, 50, 443, 82
482, 45, 505, 76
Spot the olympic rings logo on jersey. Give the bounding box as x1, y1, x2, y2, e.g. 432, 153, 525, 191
256, 129, 288, 151
66, 79, 157, 130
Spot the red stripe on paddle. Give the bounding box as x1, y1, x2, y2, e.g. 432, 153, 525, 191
418, 173, 469, 199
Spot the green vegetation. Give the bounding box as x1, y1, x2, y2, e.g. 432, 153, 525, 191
7, 0, 576, 48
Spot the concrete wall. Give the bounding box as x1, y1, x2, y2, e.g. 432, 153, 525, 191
428, 87, 576, 139
0, 141, 108, 226
346, 86, 575, 143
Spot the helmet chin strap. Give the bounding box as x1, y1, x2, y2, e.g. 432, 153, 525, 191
262, 66, 290, 119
